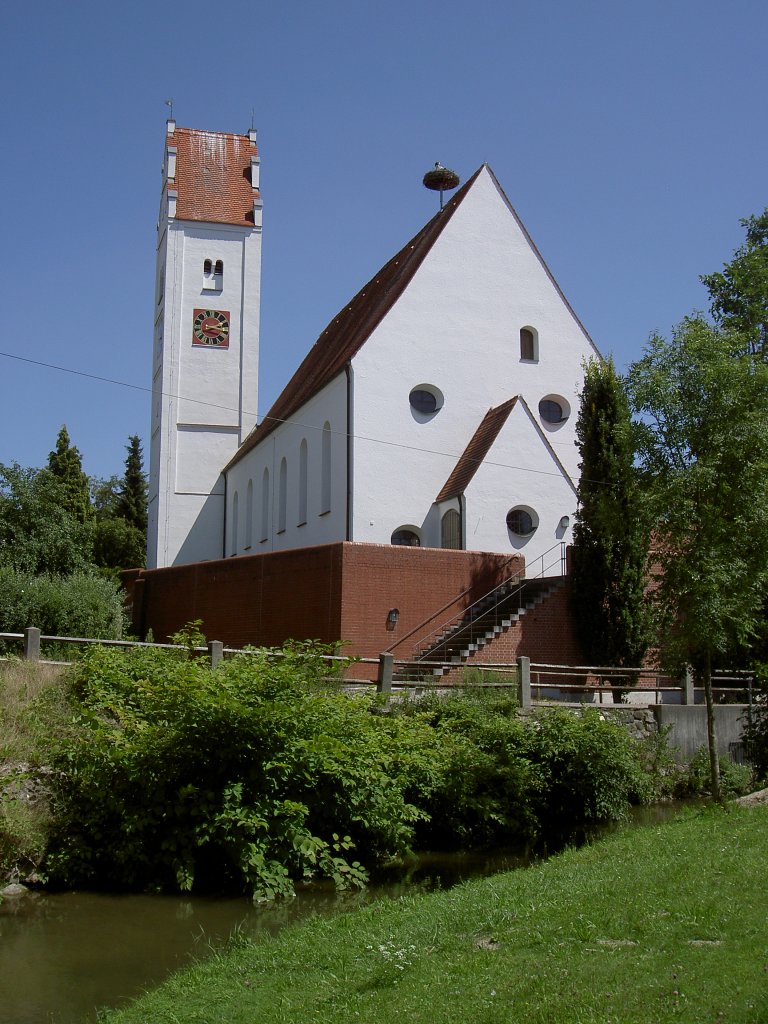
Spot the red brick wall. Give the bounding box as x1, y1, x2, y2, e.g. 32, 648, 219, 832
124, 544, 344, 648
472, 581, 587, 665
124, 543, 524, 658
339, 544, 523, 659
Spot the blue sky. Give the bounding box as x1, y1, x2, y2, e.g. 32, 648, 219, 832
2, 0, 766, 481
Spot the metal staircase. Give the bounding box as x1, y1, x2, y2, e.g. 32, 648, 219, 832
392, 543, 567, 684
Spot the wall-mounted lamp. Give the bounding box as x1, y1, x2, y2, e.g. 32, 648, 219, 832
558, 515, 571, 530
386, 608, 400, 631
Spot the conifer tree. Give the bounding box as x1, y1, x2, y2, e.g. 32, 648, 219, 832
47, 425, 92, 524
115, 435, 148, 536
570, 359, 649, 668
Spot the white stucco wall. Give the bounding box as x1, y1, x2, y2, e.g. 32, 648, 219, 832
147, 181, 262, 568
224, 374, 348, 555
460, 401, 576, 574
348, 166, 597, 574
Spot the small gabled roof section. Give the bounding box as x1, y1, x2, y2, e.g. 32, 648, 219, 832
225, 166, 485, 471
435, 398, 519, 503
435, 396, 578, 504
172, 127, 259, 227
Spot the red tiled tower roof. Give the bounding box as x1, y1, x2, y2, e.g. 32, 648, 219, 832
171, 127, 259, 226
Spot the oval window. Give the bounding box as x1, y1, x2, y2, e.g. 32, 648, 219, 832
409, 384, 443, 416
506, 507, 537, 536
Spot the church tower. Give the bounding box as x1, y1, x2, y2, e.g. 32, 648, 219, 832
147, 121, 262, 568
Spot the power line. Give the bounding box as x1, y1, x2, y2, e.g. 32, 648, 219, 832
0, 348, 601, 486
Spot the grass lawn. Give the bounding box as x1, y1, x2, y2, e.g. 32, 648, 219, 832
103, 804, 768, 1024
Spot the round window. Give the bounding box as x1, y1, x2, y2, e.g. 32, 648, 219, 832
409, 384, 443, 416
539, 399, 564, 423
538, 394, 571, 426
410, 390, 437, 414
506, 508, 537, 536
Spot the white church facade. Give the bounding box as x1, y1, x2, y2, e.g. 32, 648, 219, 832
148, 122, 601, 578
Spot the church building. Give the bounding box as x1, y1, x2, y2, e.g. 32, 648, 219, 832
147, 121, 599, 577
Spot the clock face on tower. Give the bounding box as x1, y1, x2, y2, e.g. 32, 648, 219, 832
192, 309, 231, 348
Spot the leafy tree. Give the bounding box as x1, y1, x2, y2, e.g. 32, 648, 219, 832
47, 426, 91, 524
0, 463, 93, 576
115, 435, 147, 537
90, 475, 121, 519
628, 316, 768, 801
702, 208, 768, 359
92, 517, 145, 576
570, 358, 649, 668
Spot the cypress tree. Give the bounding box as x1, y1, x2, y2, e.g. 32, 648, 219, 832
47, 425, 92, 524
570, 359, 649, 668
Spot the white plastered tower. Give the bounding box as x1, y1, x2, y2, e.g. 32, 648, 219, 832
147, 121, 263, 568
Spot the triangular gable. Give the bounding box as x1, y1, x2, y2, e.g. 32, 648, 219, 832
482, 166, 600, 360
225, 166, 485, 472
436, 396, 577, 503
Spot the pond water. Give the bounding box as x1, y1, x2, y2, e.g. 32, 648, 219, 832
0, 806, 687, 1024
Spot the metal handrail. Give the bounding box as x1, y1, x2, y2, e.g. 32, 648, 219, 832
384, 554, 522, 656
411, 542, 567, 663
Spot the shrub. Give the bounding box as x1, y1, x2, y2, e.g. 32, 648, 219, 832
523, 708, 655, 836
0, 567, 126, 639
404, 688, 541, 847
679, 747, 752, 798
18, 644, 665, 900
741, 671, 768, 782
45, 642, 444, 899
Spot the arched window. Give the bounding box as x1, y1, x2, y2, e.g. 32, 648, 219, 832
245, 479, 253, 548
520, 327, 538, 361
441, 509, 461, 549
320, 422, 331, 514
298, 439, 308, 525
278, 458, 287, 533
230, 491, 239, 555
260, 468, 270, 542
203, 258, 223, 290
391, 528, 420, 546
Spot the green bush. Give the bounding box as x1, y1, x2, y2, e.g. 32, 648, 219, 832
741, 671, 768, 782
0, 567, 126, 639
524, 708, 655, 835
45, 642, 439, 899
678, 747, 752, 798
404, 689, 541, 847
31, 644, 663, 901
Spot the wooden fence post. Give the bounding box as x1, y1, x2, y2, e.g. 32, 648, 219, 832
517, 655, 531, 709
377, 652, 394, 693
208, 640, 223, 669
23, 627, 41, 662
